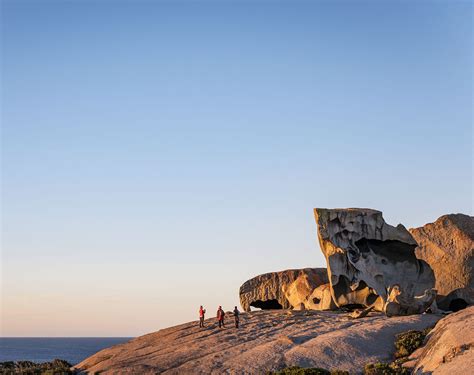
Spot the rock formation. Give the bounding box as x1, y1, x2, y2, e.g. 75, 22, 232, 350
72, 208, 474, 374
314, 208, 436, 316
309, 283, 338, 311
74, 310, 442, 374
409, 214, 473, 310
239, 268, 328, 312
405, 306, 474, 374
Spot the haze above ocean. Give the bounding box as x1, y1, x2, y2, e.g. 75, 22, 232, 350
0, 338, 132, 365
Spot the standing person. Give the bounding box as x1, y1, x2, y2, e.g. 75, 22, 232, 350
217, 306, 225, 328
233, 306, 240, 328
199, 305, 206, 328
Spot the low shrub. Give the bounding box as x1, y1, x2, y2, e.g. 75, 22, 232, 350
0, 359, 74, 375
394, 328, 431, 359
269, 367, 348, 375
270, 367, 330, 375
364, 326, 433, 374
364, 362, 409, 375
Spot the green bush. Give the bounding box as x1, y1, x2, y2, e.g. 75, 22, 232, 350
270, 367, 328, 375
270, 366, 339, 375
394, 328, 431, 359
364, 362, 408, 375
364, 327, 433, 374
269, 367, 349, 375
0, 360, 74, 375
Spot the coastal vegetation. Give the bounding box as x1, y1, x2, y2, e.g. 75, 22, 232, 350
0, 359, 73, 375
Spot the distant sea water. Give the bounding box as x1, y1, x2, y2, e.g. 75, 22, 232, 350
0, 337, 132, 365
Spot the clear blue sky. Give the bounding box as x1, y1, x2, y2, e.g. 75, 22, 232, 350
1, 0, 472, 336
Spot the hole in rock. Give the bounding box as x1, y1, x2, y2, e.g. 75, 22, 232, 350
449, 298, 468, 312
354, 280, 369, 291
333, 275, 351, 296
331, 217, 341, 226
312, 297, 321, 304
355, 238, 417, 264
366, 293, 379, 305
250, 299, 283, 310
348, 248, 359, 262
340, 304, 365, 311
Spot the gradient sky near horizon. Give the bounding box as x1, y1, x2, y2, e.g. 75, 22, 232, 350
1, 0, 472, 336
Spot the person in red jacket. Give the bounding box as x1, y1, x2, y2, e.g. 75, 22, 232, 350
217, 306, 225, 328
199, 306, 206, 328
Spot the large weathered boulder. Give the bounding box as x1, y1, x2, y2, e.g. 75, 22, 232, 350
239, 268, 328, 312
405, 306, 474, 374
409, 214, 474, 310
314, 208, 436, 316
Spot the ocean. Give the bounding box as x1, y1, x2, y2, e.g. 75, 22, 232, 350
0, 337, 132, 365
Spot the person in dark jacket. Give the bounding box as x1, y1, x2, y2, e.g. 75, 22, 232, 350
199, 306, 206, 328
233, 306, 240, 328
217, 306, 225, 328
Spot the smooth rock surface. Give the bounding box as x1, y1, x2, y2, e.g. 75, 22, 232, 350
74, 310, 441, 374
410, 214, 474, 310
239, 268, 328, 312
314, 208, 436, 315
406, 306, 474, 375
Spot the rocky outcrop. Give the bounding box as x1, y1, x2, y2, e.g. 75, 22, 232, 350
409, 214, 474, 310
239, 268, 328, 312
314, 208, 436, 316
405, 306, 474, 374
74, 310, 442, 374
309, 283, 338, 311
